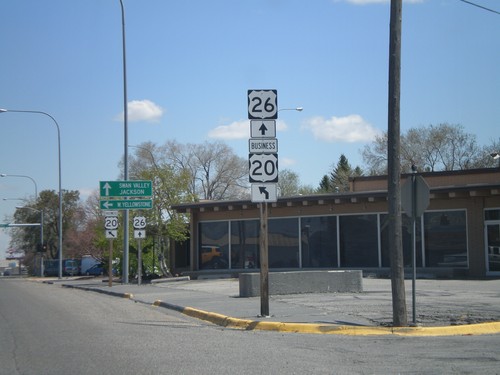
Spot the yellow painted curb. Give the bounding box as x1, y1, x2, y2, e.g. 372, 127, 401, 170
178, 306, 500, 336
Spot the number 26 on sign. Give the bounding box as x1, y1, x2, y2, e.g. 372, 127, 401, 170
247, 90, 278, 120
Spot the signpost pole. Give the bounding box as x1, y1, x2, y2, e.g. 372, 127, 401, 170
411, 169, 417, 324
259, 202, 269, 317
108, 239, 113, 287
137, 238, 142, 286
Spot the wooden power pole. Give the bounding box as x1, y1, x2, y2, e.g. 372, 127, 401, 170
387, 0, 408, 327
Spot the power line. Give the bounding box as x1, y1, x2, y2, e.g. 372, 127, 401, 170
459, 0, 500, 15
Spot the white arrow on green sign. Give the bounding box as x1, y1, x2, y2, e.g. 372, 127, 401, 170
100, 180, 152, 198
100, 199, 153, 210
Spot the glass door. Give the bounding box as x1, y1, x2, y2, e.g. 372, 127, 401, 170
485, 223, 500, 274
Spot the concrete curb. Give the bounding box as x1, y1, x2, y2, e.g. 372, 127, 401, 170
154, 302, 500, 337
63, 284, 500, 337
62, 284, 134, 299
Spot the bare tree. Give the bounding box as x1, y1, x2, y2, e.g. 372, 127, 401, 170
277, 169, 300, 197
164, 140, 248, 200
362, 123, 487, 174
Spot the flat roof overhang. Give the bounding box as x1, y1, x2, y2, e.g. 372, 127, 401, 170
172, 184, 500, 214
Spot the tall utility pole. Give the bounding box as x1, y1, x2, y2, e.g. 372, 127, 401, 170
387, 0, 408, 327
120, 0, 130, 284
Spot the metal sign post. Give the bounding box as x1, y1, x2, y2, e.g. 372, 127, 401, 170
108, 239, 114, 287
133, 216, 146, 286
401, 172, 430, 324
259, 202, 269, 317
137, 238, 142, 285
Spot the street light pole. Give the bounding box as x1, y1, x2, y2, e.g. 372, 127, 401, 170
119, 0, 130, 284
0, 174, 38, 198
278, 107, 303, 113
0, 109, 63, 279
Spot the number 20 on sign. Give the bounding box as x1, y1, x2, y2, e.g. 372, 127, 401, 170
249, 153, 278, 183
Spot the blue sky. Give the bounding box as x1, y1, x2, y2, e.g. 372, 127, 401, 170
0, 0, 498, 258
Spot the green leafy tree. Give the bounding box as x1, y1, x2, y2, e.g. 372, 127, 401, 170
318, 154, 363, 193
128, 142, 197, 276
318, 175, 331, 193
10, 190, 81, 270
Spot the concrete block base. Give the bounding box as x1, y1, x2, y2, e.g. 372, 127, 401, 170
239, 270, 363, 297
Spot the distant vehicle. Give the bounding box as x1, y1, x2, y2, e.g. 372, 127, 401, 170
43, 259, 80, 277
3, 269, 11, 276
85, 264, 104, 276
201, 246, 222, 264
85, 264, 117, 276
80, 256, 100, 275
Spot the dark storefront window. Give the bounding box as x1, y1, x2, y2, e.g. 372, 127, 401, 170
339, 214, 378, 267
199, 221, 229, 270
268, 218, 299, 268
380, 214, 422, 268
301, 216, 338, 268
231, 220, 259, 269
424, 210, 467, 267
485, 209, 500, 221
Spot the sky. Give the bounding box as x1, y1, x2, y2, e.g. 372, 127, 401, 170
0, 0, 498, 259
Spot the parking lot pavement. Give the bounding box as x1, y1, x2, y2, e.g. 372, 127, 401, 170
44, 276, 500, 336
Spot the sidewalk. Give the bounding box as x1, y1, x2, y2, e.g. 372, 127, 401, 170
52, 276, 500, 336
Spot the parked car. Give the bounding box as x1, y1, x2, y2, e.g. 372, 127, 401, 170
85, 264, 104, 276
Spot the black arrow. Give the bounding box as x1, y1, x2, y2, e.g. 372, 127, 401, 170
259, 186, 269, 199
259, 122, 268, 135
107, 231, 116, 238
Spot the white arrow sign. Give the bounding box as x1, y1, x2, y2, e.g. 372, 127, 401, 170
251, 184, 278, 203
102, 182, 112, 196
134, 230, 146, 239
250, 120, 276, 138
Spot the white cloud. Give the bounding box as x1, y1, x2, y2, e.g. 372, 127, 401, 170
281, 157, 296, 167
302, 114, 380, 143
115, 99, 164, 123
78, 187, 97, 201
208, 119, 288, 140
208, 120, 248, 140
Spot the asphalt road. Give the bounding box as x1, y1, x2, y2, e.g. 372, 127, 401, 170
1, 278, 500, 374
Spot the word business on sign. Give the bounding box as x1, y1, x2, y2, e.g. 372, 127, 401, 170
249, 139, 278, 154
